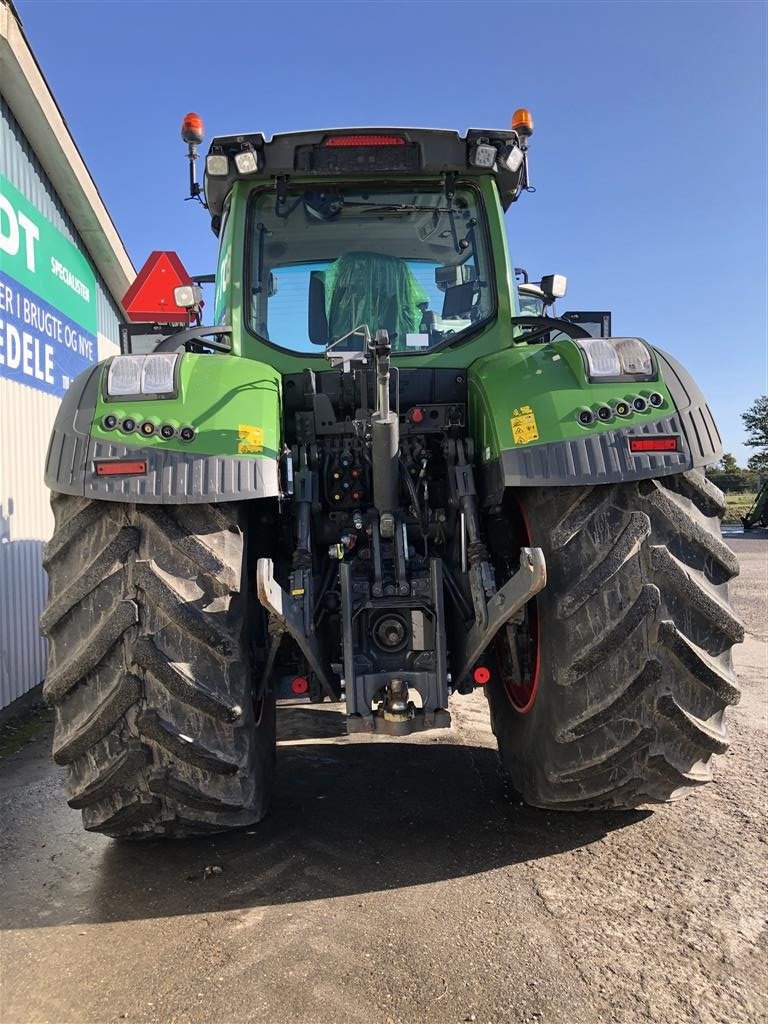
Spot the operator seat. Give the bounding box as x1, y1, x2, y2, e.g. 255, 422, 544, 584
312, 251, 428, 350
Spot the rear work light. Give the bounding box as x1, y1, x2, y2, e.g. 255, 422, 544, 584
629, 437, 679, 453
234, 148, 259, 175
107, 354, 179, 398
323, 135, 405, 147
94, 460, 148, 477
574, 337, 655, 381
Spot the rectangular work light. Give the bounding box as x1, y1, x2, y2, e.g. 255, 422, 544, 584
106, 354, 179, 397
206, 154, 229, 176
141, 353, 179, 394
234, 148, 259, 175
106, 354, 144, 395
574, 337, 655, 380
469, 143, 497, 169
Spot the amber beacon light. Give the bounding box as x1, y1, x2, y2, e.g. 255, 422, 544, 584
511, 108, 534, 137
181, 112, 205, 200
181, 112, 205, 145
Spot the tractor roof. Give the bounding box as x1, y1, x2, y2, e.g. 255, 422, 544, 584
203, 127, 528, 228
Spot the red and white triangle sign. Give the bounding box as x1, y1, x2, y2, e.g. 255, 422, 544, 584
122, 251, 193, 323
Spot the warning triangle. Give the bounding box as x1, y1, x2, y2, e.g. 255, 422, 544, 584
122, 251, 193, 323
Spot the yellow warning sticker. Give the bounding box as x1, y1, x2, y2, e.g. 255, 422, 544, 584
510, 405, 539, 445
237, 424, 264, 454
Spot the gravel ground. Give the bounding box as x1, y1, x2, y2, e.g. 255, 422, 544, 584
0, 533, 765, 1024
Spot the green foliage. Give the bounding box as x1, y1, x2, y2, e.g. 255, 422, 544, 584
707, 452, 758, 493
742, 395, 768, 450
747, 451, 768, 475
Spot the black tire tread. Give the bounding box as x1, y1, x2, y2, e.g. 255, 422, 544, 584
487, 471, 743, 811
41, 494, 274, 838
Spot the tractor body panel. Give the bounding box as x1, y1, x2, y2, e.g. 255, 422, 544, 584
44, 352, 282, 501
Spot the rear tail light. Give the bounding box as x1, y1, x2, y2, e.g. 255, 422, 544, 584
94, 460, 147, 477
629, 437, 679, 453
323, 135, 405, 147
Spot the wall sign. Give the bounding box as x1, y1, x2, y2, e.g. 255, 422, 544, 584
0, 175, 97, 397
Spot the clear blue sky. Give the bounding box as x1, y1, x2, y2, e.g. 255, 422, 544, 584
18, 0, 767, 464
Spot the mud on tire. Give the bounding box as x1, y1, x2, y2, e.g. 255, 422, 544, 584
40, 494, 275, 838
486, 471, 744, 810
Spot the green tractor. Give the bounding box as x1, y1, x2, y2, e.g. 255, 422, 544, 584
742, 479, 768, 530
41, 111, 743, 838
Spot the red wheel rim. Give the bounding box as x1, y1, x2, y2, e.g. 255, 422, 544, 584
496, 499, 541, 714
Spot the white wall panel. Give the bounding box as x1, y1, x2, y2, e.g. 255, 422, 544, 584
0, 378, 59, 705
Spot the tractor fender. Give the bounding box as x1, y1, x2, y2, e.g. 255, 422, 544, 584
44, 353, 282, 503
474, 342, 722, 504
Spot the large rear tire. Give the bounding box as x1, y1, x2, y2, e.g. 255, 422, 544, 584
41, 494, 275, 838
486, 471, 743, 810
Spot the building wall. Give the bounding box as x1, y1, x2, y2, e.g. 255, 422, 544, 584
0, 97, 123, 709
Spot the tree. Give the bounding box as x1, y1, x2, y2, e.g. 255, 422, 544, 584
706, 452, 756, 493
742, 395, 768, 450
747, 451, 768, 475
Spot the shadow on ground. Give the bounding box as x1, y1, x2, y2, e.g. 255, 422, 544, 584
0, 704, 647, 931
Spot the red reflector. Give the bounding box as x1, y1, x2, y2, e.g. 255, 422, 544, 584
629, 437, 679, 453
409, 407, 425, 424
291, 676, 309, 695
95, 460, 148, 477
473, 666, 491, 685
323, 135, 405, 147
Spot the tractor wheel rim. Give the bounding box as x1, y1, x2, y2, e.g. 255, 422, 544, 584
497, 606, 540, 713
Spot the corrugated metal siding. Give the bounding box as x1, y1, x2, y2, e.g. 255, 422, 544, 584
0, 379, 59, 540
0, 98, 123, 339
0, 540, 48, 709
0, 102, 124, 708
0, 379, 57, 705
